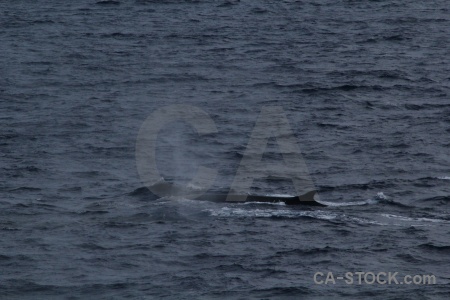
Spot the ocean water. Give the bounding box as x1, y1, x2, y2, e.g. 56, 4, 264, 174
1, 0, 449, 299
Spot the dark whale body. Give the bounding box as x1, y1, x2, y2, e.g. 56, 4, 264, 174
148, 181, 325, 207
193, 190, 326, 207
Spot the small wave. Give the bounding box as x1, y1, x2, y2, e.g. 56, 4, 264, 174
9, 187, 42, 192
78, 242, 111, 250
96, 0, 121, 5
437, 176, 450, 180
418, 195, 450, 204
318, 199, 378, 207
78, 210, 109, 215
381, 214, 450, 224
317, 192, 387, 207
395, 253, 423, 263
1, 227, 19, 231
318, 181, 395, 193
418, 243, 450, 252
205, 207, 391, 226
217, 1, 240, 7
102, 221, 140, 228
32, 20, 55, 24
375, 192, 412, 208
275, 246, 340, 256
0, 254, 11, 261
206, 207, 337, 220
344, 216, 388, 226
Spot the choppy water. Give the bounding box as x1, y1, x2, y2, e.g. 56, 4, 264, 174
1, 0, 449, 299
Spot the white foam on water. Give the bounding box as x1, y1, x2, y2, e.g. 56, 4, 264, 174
344, 216, 389, 226
437, 176, 450, 180
376, 192, 388, 200
315, 192, 387, 207
186, 182, 207, 191
381, 213, 450, 224
205, 207, 338, 220
318, 198, 379, 207
239, 201, 286, 206
205, 208, 391, 226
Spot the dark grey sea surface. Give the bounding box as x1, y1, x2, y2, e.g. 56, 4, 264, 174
1, 0, 449, 299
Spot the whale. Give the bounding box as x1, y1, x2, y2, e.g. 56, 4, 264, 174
147, 181, 326, 206
192, 190, 326, 206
